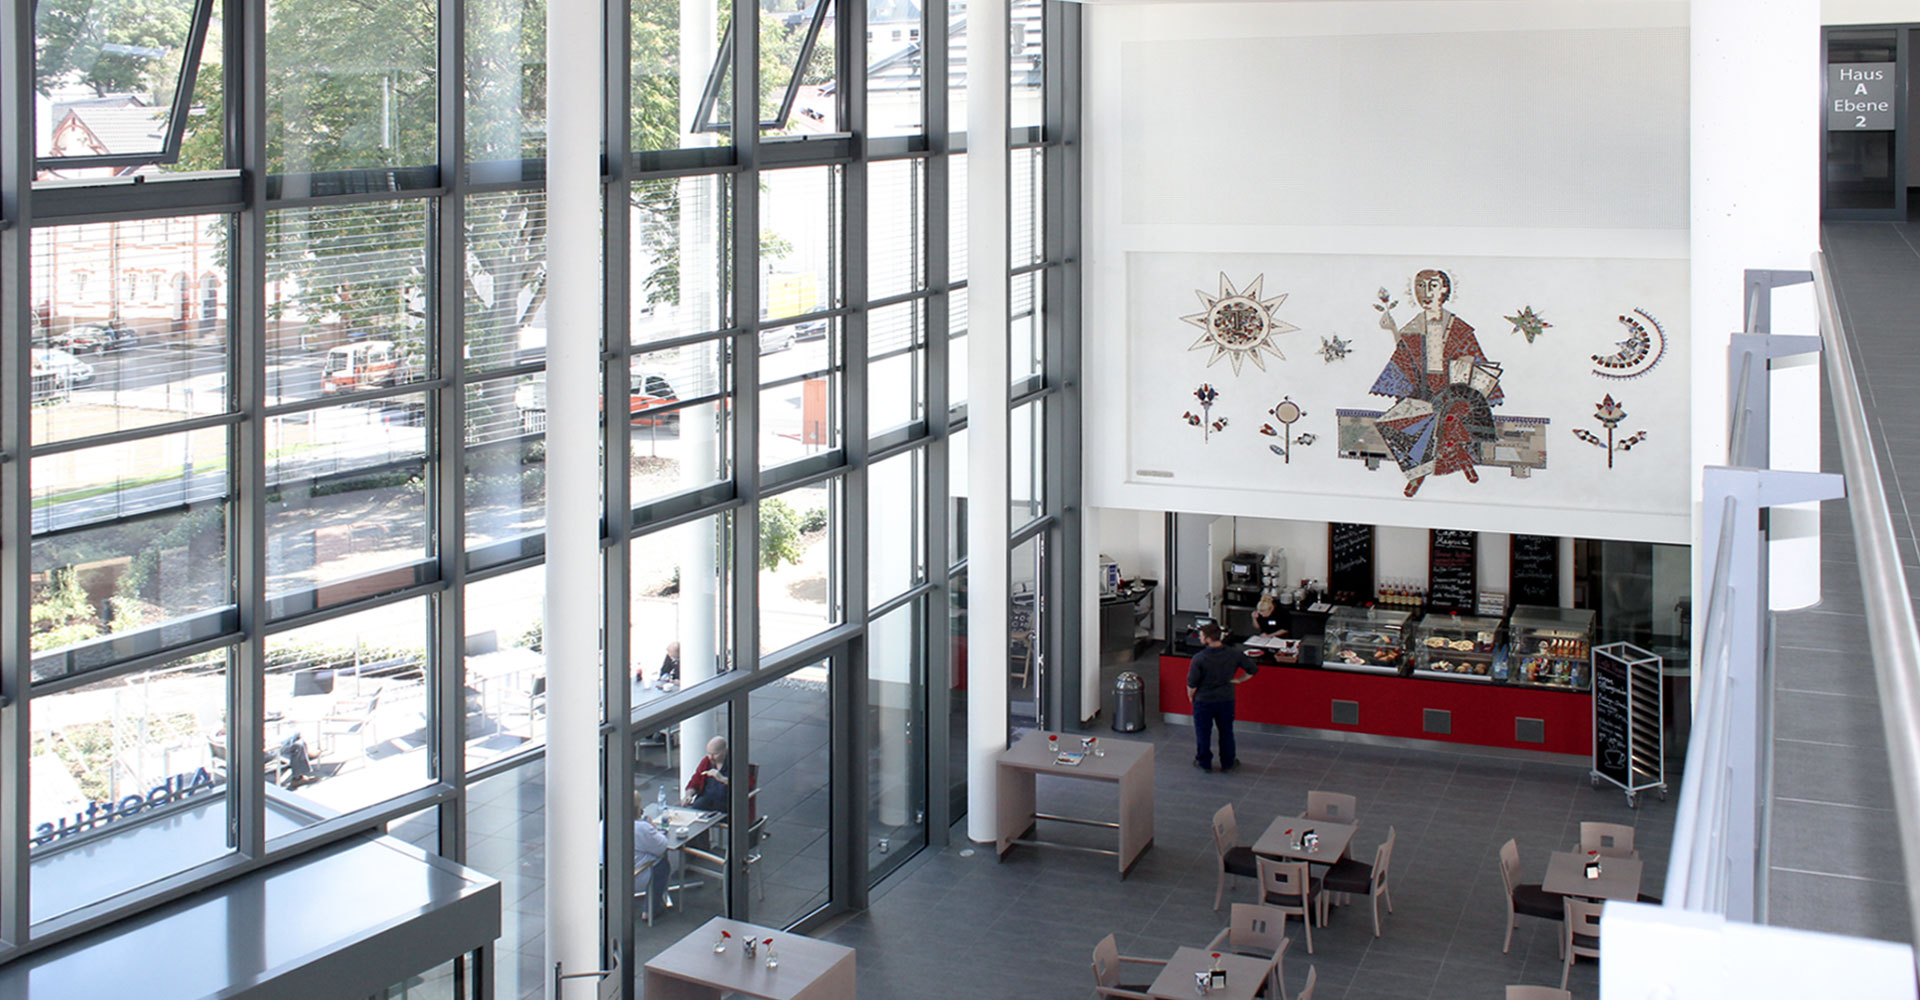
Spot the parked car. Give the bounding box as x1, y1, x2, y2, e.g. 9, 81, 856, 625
32, 347, 94, 386
759, 326, 797, 354
66, 321, 141, 353
514, 370, 683, 432
43, 327, 103, 355
321, 341, 404, 394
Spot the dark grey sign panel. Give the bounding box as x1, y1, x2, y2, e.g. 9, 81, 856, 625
1829, 62, 1897, 130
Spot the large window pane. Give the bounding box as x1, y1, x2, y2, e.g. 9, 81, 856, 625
466, 374, 547, 552
868, 602, 926, 880
631, 512, 733, 713
265, 395, 431, 611
632, 175, 732, 345
264, 597, 433, 819
266, 0, 438, 172
632, 339, 732, 506
1012, 147, 1042, 267
465, 192, 548, 373
1009, 534, 1041, 730
867, 300, 923, 433
266, 202, 432, 405
464, 567, 548, 768
632, 0, 727, 151
946, 569, 967, 821
1010, 270, 1041, 383
947, 292, 967, 410
467, 0, 547, 162
629, 705, 730, 958
868, 448, 923, 605
1011, 398, 1042, 527
34, 0, 219, 171
28, 649, 235, 924
759, 371, 840, 470
748, 663, 830, 926
867, 158, 924, 300
947, 426, 966, 567
30, 217, 231, 445
760, 0, 837, 135
946, 0, 968, 127
1009, 0, 1043, 130
866, 0, 923, 137
760, 166, 840, 323
948, 154, 967, 285
759, 479, 841, 656
465, 760, 546, 1000
30, 427, 231, 658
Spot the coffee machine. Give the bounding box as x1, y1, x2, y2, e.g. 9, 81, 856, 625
1220, 554, 1263, 636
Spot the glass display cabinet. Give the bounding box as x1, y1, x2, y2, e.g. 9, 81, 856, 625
1411, 612, 1502, 682
1500, 605, 1596, 691
1321, 606, 1413, 676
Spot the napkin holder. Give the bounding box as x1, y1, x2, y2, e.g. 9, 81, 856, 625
1302, 829, 1319, 852
1208, 967, 1228, 989
1584, 856, 1603, 880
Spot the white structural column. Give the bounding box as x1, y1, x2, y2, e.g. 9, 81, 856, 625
544, 0, 601, 989
966, 0, 1012, 845
1689, 0, 1820, 635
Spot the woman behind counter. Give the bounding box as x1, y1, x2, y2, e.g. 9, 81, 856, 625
1252, 594, 1289, 639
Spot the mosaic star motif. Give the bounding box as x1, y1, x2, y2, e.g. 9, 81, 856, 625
1181, 272, 1300, 375
1505, 305, 1552, 343
1318, 334, 1353, 363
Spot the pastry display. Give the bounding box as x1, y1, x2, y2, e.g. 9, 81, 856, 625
1410, 612, 1503, 684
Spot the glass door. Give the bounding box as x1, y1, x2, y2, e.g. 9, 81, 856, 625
1009, 532, 1045, 734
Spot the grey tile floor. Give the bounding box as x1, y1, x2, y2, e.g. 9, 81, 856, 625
1763, 221, 1917, 943
822, 701, 1671, 1000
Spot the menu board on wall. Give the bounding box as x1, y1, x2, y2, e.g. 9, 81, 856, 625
1510, 535, 1559, 607
1428, 530, 1477, 615
1328, 522, 1375, 602
1592, 652, 1632, 788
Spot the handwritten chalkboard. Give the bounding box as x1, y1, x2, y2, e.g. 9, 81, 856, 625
1428, 529, 1477, 615
1510, 535, 1559, 607
1327, 523, 1375, 602
1592, 651, 1631, 787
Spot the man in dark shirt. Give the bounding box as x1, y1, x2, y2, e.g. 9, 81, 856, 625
1187, 623, 1255, 772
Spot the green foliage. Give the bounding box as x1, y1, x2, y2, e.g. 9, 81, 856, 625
518, 618, 543, 652
759, 497, 806, 571
30, 568, 103, 652
799, 504, 828, 533
34, 0, 196, 99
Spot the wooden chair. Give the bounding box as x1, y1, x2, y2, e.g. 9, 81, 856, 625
1206, 905, 1290, 1000
1295, 966, 1318, 1000
1578, 821, 1638, 859
1090, 933, 1165, 999
1561, 897, 1605, 988
1319, 826, 1395, 936
1499, 838, 1565, 955
1212, 803, 1261, 910
1256, 857, 1322, 954
1507, 987, 1573, 1000
1009, 630, 1035, 687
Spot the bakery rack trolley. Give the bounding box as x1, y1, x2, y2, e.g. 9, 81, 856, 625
1589, 642, 1667, 808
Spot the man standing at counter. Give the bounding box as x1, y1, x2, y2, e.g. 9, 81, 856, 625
1188, 624, 1256, 772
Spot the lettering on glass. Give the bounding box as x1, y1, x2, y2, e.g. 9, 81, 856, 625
1827, 63, 1897, 130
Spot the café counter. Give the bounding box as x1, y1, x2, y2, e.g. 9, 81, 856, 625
1158, 649, 1592, 757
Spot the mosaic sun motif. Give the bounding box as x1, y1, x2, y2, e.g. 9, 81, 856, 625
1591, 308, 1666, 380
1181, 272, 1300, 375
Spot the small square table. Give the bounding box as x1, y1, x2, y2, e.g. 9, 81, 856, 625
1146, 947, 1269, 1000
1252, 814, 1357, 864
995, 731, 1155, 877
1541, 850, 1643, 902
642, 917, 856, 1000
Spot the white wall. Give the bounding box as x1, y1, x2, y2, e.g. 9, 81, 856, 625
1824, 0, 1920, 23
1083, 0, 1693, 544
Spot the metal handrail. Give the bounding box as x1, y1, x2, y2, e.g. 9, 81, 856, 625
1813, 251, 1920, 966
1666, 496, 1740, 909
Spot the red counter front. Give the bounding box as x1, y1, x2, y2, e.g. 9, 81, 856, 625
1160, 654, 1591, 756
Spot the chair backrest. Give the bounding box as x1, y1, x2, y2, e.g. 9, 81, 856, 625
1498, 838, 1522, 899
1580, 821, 1636, 858
1297, 965, 1318, 1000
1257, 857, 1312, 909
1212, 803, 1238, 859
1371, 826, 1397, 892
1306, 791, 1357, 825
1564, 897, 1605, 954
1091, 933, 1122, 988
1505, 987, 1572, 1000
1227, 903, 1290, 956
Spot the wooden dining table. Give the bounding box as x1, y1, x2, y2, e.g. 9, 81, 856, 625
1145, 946, 1270, 1000
1541, 849, 1643, 902
1251, 814, 1357, 864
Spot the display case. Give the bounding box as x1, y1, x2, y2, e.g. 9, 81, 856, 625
1321, 606, 1413, 675
1500, 605, 1595, 690
1411, 613, 1502, 682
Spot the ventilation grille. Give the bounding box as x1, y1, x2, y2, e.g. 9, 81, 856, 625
1515, 717, 1546, 744
1331, 700, 1360, 726
1423, 708, 1452, 735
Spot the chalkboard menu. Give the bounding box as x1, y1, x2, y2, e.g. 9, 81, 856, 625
1592, 651, 1631, 787
1327, 522, 1375, 602
1428, 529, 1477, 615
1510, 535, 1559, 607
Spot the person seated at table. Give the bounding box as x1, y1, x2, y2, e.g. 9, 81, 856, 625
632, 791, 672, 907
271, 733, 317, 788
659, 642, 681, 684
683, 736, 730, 812
1252, 594, 1288, 639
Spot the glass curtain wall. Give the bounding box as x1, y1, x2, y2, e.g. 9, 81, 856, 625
0, 0, 1077, 981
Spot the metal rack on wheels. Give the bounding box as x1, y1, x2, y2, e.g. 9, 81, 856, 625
1590, 642, 1668, 808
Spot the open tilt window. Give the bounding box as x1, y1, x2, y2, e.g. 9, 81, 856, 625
691, 0, 838, 134
32, 0, 219, 170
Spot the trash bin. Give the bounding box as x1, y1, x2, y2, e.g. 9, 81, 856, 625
1112, 672, 1146, 733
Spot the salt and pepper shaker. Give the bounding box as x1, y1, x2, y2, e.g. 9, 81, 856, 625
743, 937, 757, 960
765, 939, 779, 970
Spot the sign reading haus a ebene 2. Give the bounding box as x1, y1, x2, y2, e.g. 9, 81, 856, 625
1829, 63, 1896, 130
